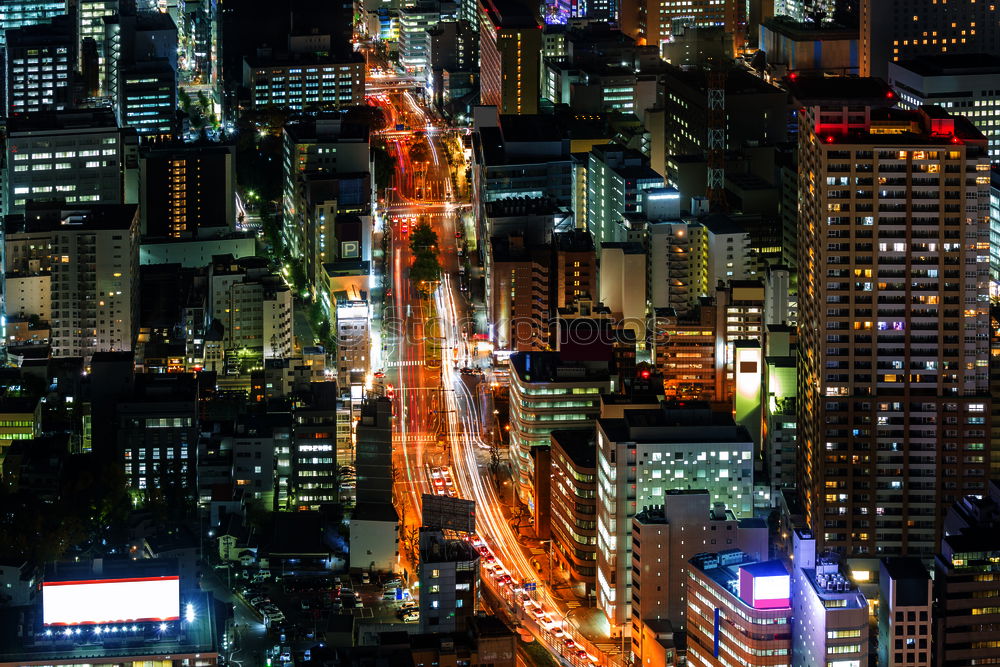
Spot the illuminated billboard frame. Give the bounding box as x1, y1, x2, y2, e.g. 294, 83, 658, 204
738, 561, 791, 610
43, 576, 181, 626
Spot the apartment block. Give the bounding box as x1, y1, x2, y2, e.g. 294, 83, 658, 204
139, 143, 235, 238
792, 76, 993, 557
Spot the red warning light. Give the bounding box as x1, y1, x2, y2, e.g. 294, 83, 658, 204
825, 136, 835, 143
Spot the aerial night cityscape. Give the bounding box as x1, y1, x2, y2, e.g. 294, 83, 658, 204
0, 0, 999, 665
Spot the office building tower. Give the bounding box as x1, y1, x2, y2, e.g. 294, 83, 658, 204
934, 483, 1000, 665
860, 0, 1000, 80
686, 551, 793, 666
789, 530, 870, 666
281, 115, 371, 277
597, 403, 754, 629
586, 145, 663, 250
138, 142, 235, 238
399, 1, 457, 75
508, 352, 612, 515
291, 383, 347, 509
774, 0, 835, 21
478, 0, 541, 115
759, 16, 860, 77
549, 429, 597, 594
657, 64, 788, 181
889, 54, 1000, 161
630, 492, 766, 653
793, 76, 993, 557
4, 14, 74, 115
78, 0, 119, 88
4, 109, 139, 217
619, 0, 750, 53
878, 558, 932, 667
418, 528, 480, 633
119, 373, 199, 495
117, 59, 176, 139
103, 8, 178, 138
0, 0, 66, 47
3, 205, 139, 361
355, 396, 392, 506
243, 51, 365, 111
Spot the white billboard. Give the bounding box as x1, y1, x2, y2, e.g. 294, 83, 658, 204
43, 576, 180, 626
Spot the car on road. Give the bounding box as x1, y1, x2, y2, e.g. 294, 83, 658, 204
361, 572, 371, 585
495, 573, 512, 585
530, 606, 546, 620
551, 626, 566, 638
402, 611, 419, 622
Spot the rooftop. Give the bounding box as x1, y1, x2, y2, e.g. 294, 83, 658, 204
761, 15, 858, 39
509, 351, 611, 384
245, 50, 364, 68
549, 429, 596, 469
8, 205, 138, 234
893, 52, 1000, 76
7, 108, 121, 133
785, 75, 894, 104
599, 403, 752, 444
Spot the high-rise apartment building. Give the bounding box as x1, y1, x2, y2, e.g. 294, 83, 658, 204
138, 142, 235, 238
3, 205, 139, 361
793, 76, 993, 558
291, 383, 347, 509
4, 14, 74, 115
0, 0, 66, 47
3, 109, 139, 217
478, 0, 541, 115
596, 403, 754, 629
860, 0, 1000, 80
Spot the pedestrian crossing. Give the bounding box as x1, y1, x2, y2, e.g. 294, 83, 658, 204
386, 360, 423, 367
565, 601, 581, 609
394, 434, 439, 443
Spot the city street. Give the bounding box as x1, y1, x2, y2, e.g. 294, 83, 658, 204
371, 67, 615, 667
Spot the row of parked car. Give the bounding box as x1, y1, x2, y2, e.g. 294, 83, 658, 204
242, 586, 285, 624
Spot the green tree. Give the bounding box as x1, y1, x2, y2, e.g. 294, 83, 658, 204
409, 221, 438, 254
410, 251, 441, 287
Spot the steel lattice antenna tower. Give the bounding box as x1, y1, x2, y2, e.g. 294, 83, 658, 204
706, 62, 728, 212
